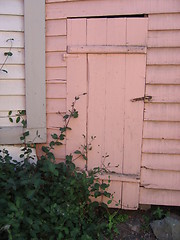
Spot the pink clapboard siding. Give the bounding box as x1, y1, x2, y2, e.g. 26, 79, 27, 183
44, 0, 180, 208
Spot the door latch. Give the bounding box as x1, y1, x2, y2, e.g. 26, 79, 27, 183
131, 95, 152, 102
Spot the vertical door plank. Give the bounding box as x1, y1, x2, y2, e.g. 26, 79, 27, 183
87, 18, 107, 45
105, 55, 125, 173
103, 181, 122, 208
122, 182, 139, 209
127, 18, 148, 45
107, 18, 126, 45
123, 55, 146, 175
87, 54, 106, 170
67, 54, 87, 169
67, 18, 86, 45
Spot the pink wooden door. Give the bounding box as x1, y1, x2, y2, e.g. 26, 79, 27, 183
67, 18, 148, 209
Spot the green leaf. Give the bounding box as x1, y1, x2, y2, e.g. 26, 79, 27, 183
74, 150, 81, 155
49, 141, 55, 147
100, 183, 109, 190
51, 134, 58, 139
82, 154, 87, 160
23, 131, 29, 137
9, 117, 13, 123
59, 134, 65, 140
8, 111, 12, 116
21, 119, 27, 128
19, 110, 26, 115
72, 111, 78, 118
107, 200, 112, 205
93, 183, 100, 190
6, 38, 14, 42
42, 146, 49, 153
55, 141, 63, 146
47, 152, 55, 161
16, 116, 20, 123
2, 69, 8, 73
94, 191, 101, 198
63, 114, 69, 120
4, 52, 13, 56
60, 127, 66, 133
20, 136, 25, 141
103, 191, 111, 198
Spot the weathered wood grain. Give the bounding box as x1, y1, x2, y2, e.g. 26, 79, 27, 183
67, 18, 86, 45
46, 67, 66, 81
142, 153, 180, 171
46, 36, 66, 52
46, 0, 180, 19
0, 15, 24, 31
46, 52, 66, 67
0, 65, 25, 79
143, 121, 180, 140
144, 103, 180, 121
46, 19, 66, 36
123, 54, 146, 175
0, 32, 24, 48
87, 54, 106, 170
127, 18, 148, 45
122, 183, 139, 209
46, 99, 66, 113
68, 45, 147, 54
0, 96, 25, 110
46, 82, 66, 98
0, 0, 23, 15
146, 85, 180, 103
149, 13, 180, 30
147, 48, 180, 65
148, 30, 180, 47
146, 65, 180, 84
141, 168, 180, 191
142, 139, 180, 154
0, 80, 25, 96
66, 54, 87, 169
0, 48, 24, 65
140, 188, 180, 206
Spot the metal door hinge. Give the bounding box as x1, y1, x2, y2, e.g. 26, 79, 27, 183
131, 95, 152, 102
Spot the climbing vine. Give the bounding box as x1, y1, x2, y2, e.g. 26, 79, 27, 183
0, 38, 14, 74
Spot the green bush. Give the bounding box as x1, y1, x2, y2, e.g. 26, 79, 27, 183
0, 96, 118, 239
0, 150, 113, 240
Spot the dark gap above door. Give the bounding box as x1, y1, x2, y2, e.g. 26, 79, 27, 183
69, 14, 148, 19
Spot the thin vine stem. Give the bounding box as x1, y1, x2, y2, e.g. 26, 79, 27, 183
0, 38, 14, 72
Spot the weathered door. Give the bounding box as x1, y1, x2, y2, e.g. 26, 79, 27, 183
66, 17, 147, 209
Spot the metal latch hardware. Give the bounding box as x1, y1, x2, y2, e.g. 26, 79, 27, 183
131, 95, 152, 102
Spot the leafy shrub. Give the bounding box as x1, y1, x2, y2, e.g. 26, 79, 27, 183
0, 150, 113, 239
0, 95, 117, 239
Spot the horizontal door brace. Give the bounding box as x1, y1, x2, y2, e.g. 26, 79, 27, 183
97, 172, 140, 183
67, 45, 147, 54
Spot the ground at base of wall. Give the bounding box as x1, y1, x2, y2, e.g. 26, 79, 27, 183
111, 206, 180, 240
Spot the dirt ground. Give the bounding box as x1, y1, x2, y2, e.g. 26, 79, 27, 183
111, 206, 180, 240
113, 210, 156, 240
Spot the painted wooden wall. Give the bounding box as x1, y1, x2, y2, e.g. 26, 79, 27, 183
44, 0, 180, 208
0, 0, 25, 127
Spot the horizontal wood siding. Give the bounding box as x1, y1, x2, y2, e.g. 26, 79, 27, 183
45, 10, 67, 160
141, 11, 180, 205
0, 0, 25, 127
46, 1, 180, 19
